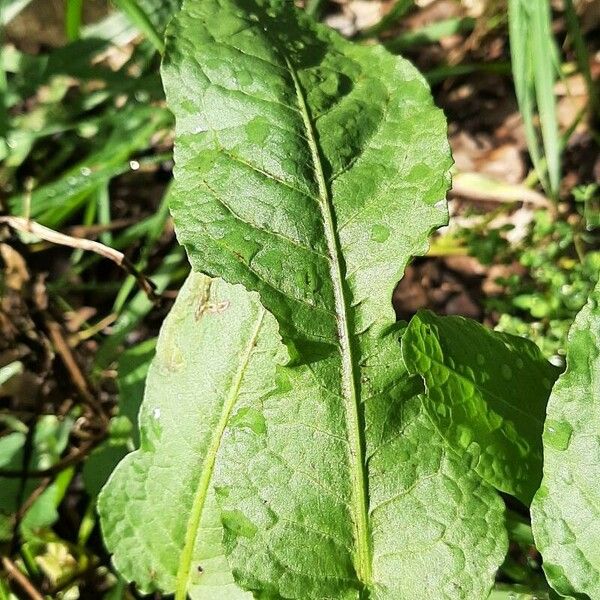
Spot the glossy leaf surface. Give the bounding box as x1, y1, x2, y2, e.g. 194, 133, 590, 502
401, 310, 559, 504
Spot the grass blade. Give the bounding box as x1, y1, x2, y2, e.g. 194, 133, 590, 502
564, 0, 600, 117
530, 0, 560, 197
384, 16, 475, 52
508, 0, 561, 199
66, 0, 84, 41
111, 0, 165, 54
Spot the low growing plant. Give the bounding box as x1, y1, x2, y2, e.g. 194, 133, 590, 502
97, 0, 600, 598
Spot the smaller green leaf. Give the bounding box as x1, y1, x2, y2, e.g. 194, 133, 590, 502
531, 280, 600, 598
99, 273, 284, 599
401, 310, 560, 504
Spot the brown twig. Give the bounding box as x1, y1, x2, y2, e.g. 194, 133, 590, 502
451, 172, 552, 208
67, 218, 137, 237
2, 556, 44, 600
44, 316, 107, 422
0, 215, 160, 302
15, 477, 52, 522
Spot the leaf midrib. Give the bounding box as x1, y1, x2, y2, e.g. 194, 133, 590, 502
283, 54, 373, 586
174, 294, 266, 600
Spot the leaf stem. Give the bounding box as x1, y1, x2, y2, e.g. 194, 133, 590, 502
284, 55, 373, 587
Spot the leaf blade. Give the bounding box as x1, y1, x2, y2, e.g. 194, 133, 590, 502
99, 273, 284, 599
531, 280, 600, 598
401, 310, 560, 504
161, 1, 505, 597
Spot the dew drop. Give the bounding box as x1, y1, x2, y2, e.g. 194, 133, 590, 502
80, 166, 91, 177
152, 407, 161, 420
545, 419, 573, 451
129, 160, 140, 171
501, 364, 512, 380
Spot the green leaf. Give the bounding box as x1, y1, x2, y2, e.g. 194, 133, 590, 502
100, 276, 506, 600
116, 338, 156, 446
162, 1, 505, 597
99, 273, 283, 599
531, 280, 600, 598
401, 310, 560, 504
0, 416, 73, 541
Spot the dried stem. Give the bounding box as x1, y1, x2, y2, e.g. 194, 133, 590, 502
2, 557, 44, 600
0, 215, 160, 302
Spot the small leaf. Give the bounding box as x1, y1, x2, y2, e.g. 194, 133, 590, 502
99, 273, 283, 599
531, 280, 600, 598
401, 310, 560, 504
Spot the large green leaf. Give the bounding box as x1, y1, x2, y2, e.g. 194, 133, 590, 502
99, 273, 284, 599
401, 310, 560, 504
163, 1, 506, 597
531, 280, 600, 598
